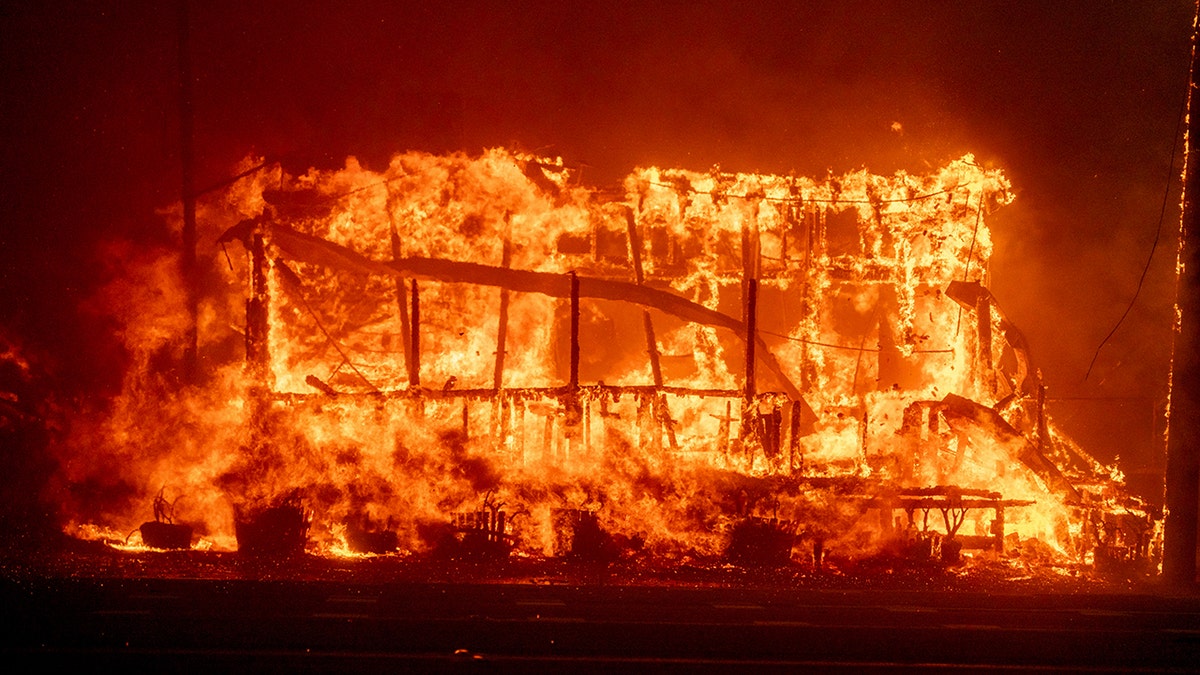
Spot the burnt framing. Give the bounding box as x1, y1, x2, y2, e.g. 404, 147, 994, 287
210, 157, 1164, 570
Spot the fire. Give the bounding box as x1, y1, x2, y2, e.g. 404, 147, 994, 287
54, 148, 1158, 574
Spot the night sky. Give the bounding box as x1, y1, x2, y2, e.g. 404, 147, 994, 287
0, 1, 1193, 504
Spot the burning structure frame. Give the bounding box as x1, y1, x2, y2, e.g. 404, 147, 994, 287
99, 149, 1157, 572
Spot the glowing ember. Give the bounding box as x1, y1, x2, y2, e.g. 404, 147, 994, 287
54, 149, 1158, 573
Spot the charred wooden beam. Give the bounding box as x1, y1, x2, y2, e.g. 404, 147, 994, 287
939, 393, 1081, 501
493, 237, 512, 390
626, 204, 677, 449
410, 279, 420, 388
994, 506, 1006, 553
744, 277, 758, 401
977, 290, 994, 394
244, 221, 815, 423
946, 280, 1033, 396
564, 271, 584, 435
569, 271, 580, 389
388, 216, 415, 385
864, 497, 1035, 510
245, 228, 269, 383
270, 384, 744, 408
305, 374, 337, 397
890, 486, 1004, 499
625, 204, 646, 286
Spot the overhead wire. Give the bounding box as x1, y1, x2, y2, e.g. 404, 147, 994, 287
1084, 83, 1190, 381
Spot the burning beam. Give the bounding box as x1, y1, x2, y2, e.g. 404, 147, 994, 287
220, 218, 816, 425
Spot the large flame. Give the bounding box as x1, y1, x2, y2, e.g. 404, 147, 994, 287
53, 149, 1157, 572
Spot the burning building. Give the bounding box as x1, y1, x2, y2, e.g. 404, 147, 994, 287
57, 148, 1158, 573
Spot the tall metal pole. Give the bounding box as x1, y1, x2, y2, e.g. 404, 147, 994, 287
1164, 1, 1200, 586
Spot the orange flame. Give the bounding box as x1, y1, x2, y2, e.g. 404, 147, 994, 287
56, 149, 1157, 574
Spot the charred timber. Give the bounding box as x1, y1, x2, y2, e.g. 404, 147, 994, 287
221, 220, 816, 426
285, 383, 745, 403
946, 280, 1035, 396
410, 279, 421, 387
744, 277, 758, 401
939, 394, 1080, 501
886, 486, 1006, 499
863, 497, 1035, 510
388, 217, 416, 385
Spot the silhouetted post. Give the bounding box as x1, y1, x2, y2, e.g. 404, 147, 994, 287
569, 271, 580, 389
742, 278, 758, 450
245, 230, 268, 382
493, 238, 511, 389
564, 272, 582, 447
1164, 11, 1200, 586
976, 292, 994, 395
409, 280, 420, 387
178, 0, 197, 383
625, 204, 676, 449
388, 219, 414, 385
744, 278, 758, 401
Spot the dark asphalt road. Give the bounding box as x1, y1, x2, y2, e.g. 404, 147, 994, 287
3, 577, 1199, 672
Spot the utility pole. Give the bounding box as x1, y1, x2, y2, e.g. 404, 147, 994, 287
1164, 1, 1200, 586
178, 0, 198, 384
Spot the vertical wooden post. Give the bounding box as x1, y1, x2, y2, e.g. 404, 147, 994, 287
388, 217, 414, 385
569, 271, 580, 389
741, 200, 761, 294
744, 278, 758, 401
625, 205, 677, 449
741, 195, 762, 454
563, 272, 583, 459
492, 236, 512, 451
245, 229, 269, 382
244, 227, 270, 452
994, 506, 1006, 554
976, 292, 994, 395
788, 400, 802, 474
409, 280, 420, 388
741, 278, 759, 454
493, 238, 512, 390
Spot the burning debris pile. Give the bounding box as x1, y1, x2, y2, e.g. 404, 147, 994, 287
56, 149, 1158, 574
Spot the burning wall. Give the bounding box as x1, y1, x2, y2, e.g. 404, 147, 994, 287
56, 148, 1157, 570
